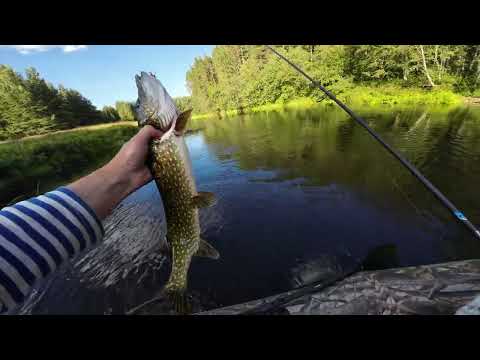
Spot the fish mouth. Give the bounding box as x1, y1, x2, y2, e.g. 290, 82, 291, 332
135, 72, 150, 99
135, 72, 156, 127
135, 71, 150, 84
135, 71, 179, 131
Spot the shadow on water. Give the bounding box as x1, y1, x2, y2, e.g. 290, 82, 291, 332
10, 104, 480, 314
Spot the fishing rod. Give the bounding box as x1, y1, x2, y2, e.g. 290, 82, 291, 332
265, 45, 480, 241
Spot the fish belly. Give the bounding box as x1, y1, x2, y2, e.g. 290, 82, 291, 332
149, 136, 200, 291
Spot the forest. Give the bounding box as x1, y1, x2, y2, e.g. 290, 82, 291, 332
185, 45, 480, 113
0, 65, 140, 140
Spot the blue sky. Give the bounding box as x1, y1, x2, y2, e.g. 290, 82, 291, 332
0, 45, 215, 109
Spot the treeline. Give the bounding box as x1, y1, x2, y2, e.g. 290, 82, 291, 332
186, 45, 480, 113
0, 63, 207, 140
0, 66, 105, 140
0, 65, 145, 140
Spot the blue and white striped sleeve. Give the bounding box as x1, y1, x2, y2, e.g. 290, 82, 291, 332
0, 186, 104, 314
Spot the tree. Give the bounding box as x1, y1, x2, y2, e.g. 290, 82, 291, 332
418, 45, 436, 87
186, 45, 348, 111
24, 67, 59, 117
186, 56, 220, 113
0, 65, 51, 139
455, 45, 480, 94
183, 45, 480, 116
174, 96, 193, 112
59, 88, 103, 127
102, 106, 120, 122
211, 45, 246, 109
115, 101, 136, 121
0, 65, 110, 140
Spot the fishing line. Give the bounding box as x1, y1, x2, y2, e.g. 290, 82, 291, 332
265, 45, 480, 241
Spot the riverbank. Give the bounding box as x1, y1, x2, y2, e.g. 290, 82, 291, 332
0, 123, 139, 207
0, 121, 137, 145
192, 86, 464, 120
0, 87, 467, 143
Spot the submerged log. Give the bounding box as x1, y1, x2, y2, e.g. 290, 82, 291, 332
196, 259, 480, 315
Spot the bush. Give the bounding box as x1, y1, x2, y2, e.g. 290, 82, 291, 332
0, 124, 138, 207
174, 96, 193, 112
0, 65, 105, 140
115, 101, 136, 121
102, 106, 120, 122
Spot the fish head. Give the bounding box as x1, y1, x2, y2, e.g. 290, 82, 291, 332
135, 71, 179, 133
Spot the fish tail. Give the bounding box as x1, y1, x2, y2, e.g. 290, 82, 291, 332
163, 288, 191, 314
126, 287, 191, 315
163, 275, 190, 314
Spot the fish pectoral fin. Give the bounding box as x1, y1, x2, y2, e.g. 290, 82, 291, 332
194, 238, 220, 260
175, 109, 193, 135
191, 192, 217, 208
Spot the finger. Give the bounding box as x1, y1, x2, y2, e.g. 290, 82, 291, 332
137, 125, 163, 143
140, 169, 153, 185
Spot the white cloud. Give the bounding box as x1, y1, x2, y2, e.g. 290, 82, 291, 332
0, 45, 88, 54
62, 45, 87, 53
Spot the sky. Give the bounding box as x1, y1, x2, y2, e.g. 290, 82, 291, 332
0, 45, 215, 109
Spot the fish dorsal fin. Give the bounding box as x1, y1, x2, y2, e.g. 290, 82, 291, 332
175, 109, 193, 135
191, 192, 217, 208
195, 238, 220, 259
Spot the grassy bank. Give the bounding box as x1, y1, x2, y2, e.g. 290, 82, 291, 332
0, 123, 139, 206
343, 86, 462, 107
0, 121, 137, 145
192, 86, 464, 120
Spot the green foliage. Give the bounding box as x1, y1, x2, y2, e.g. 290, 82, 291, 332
186, 56, 220, 113
0, 124, 138, 207
186, 45, 480, 115
345, 45, 418, 83
115, 101, 136, 121
454, 45, 480, 94
0, 65, 104, 140
342, 86, 462, 107
174, 96, 193, 112
101, 106, 120, 122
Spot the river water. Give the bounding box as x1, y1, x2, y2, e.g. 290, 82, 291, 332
13, 104, 480, 314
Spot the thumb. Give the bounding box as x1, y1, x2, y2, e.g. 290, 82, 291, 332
137, 125, 163, 144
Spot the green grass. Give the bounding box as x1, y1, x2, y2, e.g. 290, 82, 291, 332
191, 86, 463, 120
192, 97, 320, 120
342, 86, 462, 107
0, 123, 139, 206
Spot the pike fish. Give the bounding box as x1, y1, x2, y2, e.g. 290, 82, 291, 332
132, 72, 219, 314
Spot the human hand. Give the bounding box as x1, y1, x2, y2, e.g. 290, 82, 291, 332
68, 125, 163, 220
102, 125, 164, 197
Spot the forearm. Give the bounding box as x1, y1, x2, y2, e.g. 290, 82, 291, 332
67, 164, 135, 220
0, 186, 104, 313
0, 167, 128, 314
67, 125, 161, 221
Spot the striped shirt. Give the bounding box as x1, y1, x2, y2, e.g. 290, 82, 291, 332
0, 187, 104, 314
